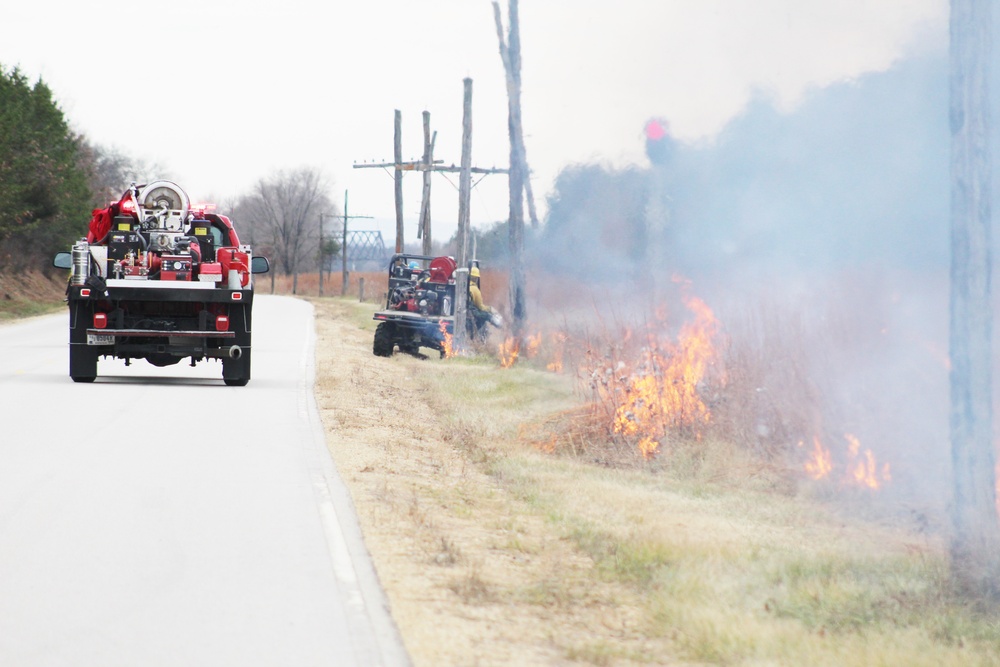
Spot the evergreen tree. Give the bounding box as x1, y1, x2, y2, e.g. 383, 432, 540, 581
0, 66, 91, 267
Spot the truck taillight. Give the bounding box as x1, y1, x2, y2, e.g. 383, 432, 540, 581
93, 313, 107, 329
231, 292, 243, 301
216, 315, 229, 331
80, 288, 91, 298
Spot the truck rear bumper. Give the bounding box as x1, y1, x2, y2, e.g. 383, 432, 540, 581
85, 328, 236, 339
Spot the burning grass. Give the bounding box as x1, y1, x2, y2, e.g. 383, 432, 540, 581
513, 291, 739, 473
499, 277, 914, 507
313, 294, 1000, 666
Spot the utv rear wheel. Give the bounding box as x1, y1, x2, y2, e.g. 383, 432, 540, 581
373, 322, 395, 357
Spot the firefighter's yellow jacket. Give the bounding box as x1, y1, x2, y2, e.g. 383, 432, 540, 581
469, 282, 491, 313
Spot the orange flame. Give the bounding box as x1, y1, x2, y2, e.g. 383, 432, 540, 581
804, 437, 833, 480
546, 332, 567, 372
499, 337, 520, 368
439, 320, 455, 358
638, 437, 659, 460
607, 295, 721, 457
525, 332, 542, 358
802, 433, 891, 489
845, 434, 885, 489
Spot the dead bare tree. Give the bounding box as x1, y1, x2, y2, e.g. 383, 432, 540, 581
949, 0, 999, 595
493, 0, 530, 336
492, 1, 538, 230
78, 141, 168, 208
239, 167, 333, 295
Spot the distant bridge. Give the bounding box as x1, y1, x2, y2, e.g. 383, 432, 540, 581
342, 230, 388, 266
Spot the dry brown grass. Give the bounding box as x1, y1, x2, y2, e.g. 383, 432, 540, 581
0, 271, 67, 320
264, 270, 388, 302
312, 293, 1000, 667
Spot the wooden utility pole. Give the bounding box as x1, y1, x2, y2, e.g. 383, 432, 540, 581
394, 109, 405, 252
417, 111, 437, 256
355, 110, 443, 254
354, 99, 506, 263
494, 0, 527, 336
949, 0, 999, 595
457, 78, 474, 267
453, 267, 469, 354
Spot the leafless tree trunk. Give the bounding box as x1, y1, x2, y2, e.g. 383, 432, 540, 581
419, 111, 435, 256
493, 0, 527, 336
240, 167, 333, 295
949, 0, 999, 596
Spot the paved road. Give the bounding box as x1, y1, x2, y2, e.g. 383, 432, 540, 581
0, 296, 408, 666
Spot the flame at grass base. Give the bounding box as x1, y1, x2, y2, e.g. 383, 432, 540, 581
804, 437, 833, 480
801, 433, 891, 490
499, 337, 520, 368
606, 295, 722, 458
439, 320, 455, 358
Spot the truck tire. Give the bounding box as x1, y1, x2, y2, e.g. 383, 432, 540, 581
223, 349, 251, 386
373, 322, 395, 357
70, 345, 98, 383
224, 304, 253, 386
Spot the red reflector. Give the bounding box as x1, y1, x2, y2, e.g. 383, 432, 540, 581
216, 315, 229, 331
80, 288, 91, 298
93, 313, 107, 329
231, 292, 243, 301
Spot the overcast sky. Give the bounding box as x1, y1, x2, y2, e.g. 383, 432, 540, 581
2, 0, 945, 241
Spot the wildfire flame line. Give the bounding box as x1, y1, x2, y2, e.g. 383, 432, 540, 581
525, 332, 542, 358
499, 337, 520, 368
802, 433, 892, 490
546, 332, 567, 372
438, 320, 455, 358
804, 437, 833, 480
604, 295, 721, 459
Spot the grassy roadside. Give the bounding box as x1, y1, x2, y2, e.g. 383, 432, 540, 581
314, 295, 1000, 666
0, 271, 66, 321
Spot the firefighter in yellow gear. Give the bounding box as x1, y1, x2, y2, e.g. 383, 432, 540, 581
468, 265, 499, 336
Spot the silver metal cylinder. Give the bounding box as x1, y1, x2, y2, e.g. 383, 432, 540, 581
71, 240, 90, 285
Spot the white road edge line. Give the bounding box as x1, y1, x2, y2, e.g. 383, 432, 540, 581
298, 300, 411, 666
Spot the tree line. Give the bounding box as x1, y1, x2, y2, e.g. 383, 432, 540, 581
0, 65, 338, 285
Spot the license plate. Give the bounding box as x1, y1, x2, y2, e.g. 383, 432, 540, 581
87, 333, 115, 345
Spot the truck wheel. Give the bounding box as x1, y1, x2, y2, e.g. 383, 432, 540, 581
70, 345, 97, 383
373, 322, 395, 357
223, 348, 251, 386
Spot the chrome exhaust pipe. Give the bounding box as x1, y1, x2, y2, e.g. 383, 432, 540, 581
207, 345, 242, 360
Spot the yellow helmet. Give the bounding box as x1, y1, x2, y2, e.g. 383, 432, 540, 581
470, 266, 481, 279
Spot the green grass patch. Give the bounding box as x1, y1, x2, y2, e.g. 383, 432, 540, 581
0, 298, 64, 320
